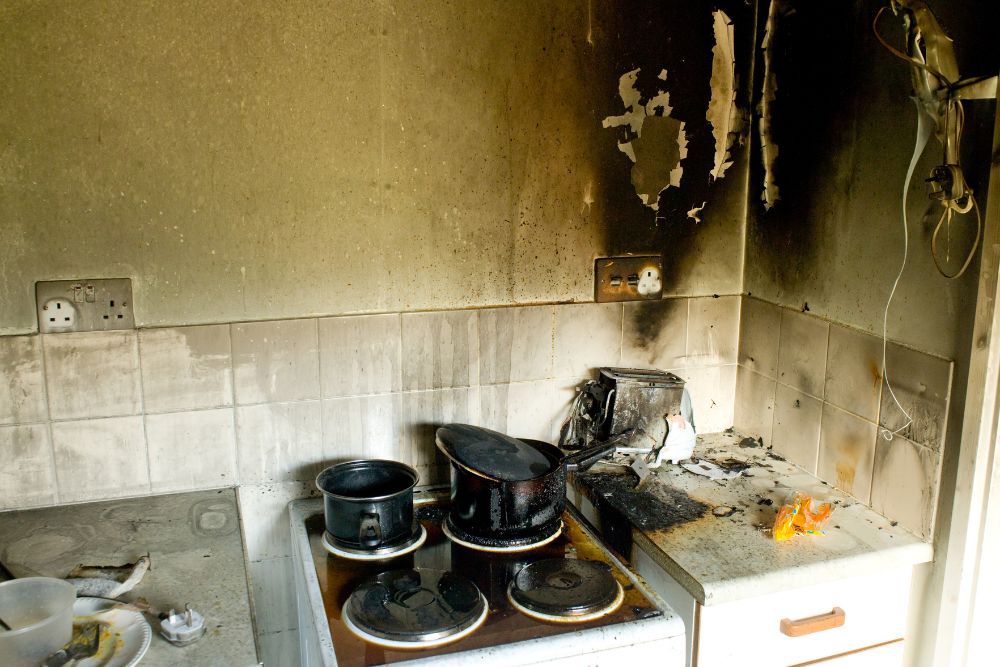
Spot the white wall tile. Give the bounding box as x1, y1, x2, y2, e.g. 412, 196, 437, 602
776, 310, 829, 398
140, 325, 233, 412
43, 331, 141, 419
771, 383, 823, 473
817, 403, 877, 503
51, 416, 149, 502
249, 557, 297, 634
0, 335, 47, 425
687, 296, 740, 366
238, 481, 320, 561
236, 402, 324, 484
232, 319, 320, 405
733, 367, 776, 444
739, 297, 781, 378
621, 299, 687, 371
401, 310, 479, 390
480, 380, 568, 444
871, 435, 939, 539
319, 313, 401, 398
478, 306, 553, 384
553, 303, 622, 379
0, 424, 56, 509
401, 387, 479, 484
679, 365, 737, 434
322, 393, 402, 461
146, 409, 237, 493
879, 344, 952, 452
825, 325, 883, 422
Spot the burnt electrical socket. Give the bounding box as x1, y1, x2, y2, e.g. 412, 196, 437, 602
36, 278, 135, 333
595, 256, 664, 303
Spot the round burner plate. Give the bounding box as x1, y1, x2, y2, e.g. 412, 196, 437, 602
442, 516, 563, 553
507, 558, 624, 623
343, 568, 488, 648
322, 524, 427, 561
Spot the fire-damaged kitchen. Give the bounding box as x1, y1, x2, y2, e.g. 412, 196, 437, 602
1, 1, 998, 666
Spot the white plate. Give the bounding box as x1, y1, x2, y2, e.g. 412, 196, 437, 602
71, 597, 152, 667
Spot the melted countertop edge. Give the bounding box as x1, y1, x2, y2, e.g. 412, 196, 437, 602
287, 495, 686, 665
568, 432, 935, 607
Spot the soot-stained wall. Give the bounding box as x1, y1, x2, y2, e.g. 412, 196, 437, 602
0, 0, 754, 334
743, 0, 996, 361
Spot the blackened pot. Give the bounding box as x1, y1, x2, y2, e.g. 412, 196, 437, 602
315, 460, 418, 551
435, 425, 618, 547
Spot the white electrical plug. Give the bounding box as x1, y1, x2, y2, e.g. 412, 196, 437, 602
636, 266, 662, 297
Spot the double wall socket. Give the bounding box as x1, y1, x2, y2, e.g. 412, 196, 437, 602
36, 278, 135, 333
594, 256, 664, 302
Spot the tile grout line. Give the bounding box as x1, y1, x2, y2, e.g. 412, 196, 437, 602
228, 323, 243, 488
133, 331, 154, 496
314, 317, 327, 465
37, 334, 61, 505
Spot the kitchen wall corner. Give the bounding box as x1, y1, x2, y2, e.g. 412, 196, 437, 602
733, 296, 951, 540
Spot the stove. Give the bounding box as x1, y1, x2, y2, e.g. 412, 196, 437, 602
290, 489, 684, 667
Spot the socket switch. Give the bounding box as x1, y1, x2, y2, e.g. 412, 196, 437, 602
595, 256, 664, 303
36, 278, 135, 333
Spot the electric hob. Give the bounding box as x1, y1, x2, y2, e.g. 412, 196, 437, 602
290, 489, 684, 667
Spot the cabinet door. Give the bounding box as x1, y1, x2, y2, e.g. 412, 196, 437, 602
695, 569, 911, 667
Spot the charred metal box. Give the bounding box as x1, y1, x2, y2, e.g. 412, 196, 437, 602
594, 368, 685, 441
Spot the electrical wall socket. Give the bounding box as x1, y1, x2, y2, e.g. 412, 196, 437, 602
594, 256, 664, 303
36, 278, 135, 333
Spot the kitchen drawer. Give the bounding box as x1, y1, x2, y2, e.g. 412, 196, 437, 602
791, 640, 904, 666
694, 569, 911, 667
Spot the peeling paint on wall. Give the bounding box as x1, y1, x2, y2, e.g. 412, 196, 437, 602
758, 0, 783, 210
707, 10, 738, 181
602, 68, 686, 212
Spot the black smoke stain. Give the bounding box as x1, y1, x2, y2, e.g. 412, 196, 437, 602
590, 0, 758, 290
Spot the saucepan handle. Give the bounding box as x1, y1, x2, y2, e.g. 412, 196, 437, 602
359, 511, 382, 549
563, 431, 633, 472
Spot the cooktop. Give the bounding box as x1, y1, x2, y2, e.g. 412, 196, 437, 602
295, 490, 674, 667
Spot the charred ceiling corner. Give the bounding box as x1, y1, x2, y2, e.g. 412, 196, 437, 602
602, 10, 743, 224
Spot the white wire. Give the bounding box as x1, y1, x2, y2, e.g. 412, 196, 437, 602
881, 101, 931, 441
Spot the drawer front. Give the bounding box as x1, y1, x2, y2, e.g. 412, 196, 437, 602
695, 569, 911, 667
792, 640, 904, 666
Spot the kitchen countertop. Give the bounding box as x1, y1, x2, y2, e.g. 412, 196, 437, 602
567, 430, 933, 606
0, 489, 258, 666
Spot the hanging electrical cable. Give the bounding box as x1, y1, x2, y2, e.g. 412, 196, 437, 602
873, 1, 983, 280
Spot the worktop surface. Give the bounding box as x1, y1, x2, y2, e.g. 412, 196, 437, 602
0, 489, 257, 666
568, 430, 933, 606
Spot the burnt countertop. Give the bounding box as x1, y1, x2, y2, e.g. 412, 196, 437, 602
568, 431, 933, 606
0, 489, 258, 666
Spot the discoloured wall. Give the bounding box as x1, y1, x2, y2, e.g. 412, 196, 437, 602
744, 0, 994, 361
0, 0, 753, 334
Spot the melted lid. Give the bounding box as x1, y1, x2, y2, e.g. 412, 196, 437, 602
435, 424, 559, 482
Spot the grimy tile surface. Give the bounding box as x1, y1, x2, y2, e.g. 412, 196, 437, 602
569, 431, 933, 606
0, 488, 257, 666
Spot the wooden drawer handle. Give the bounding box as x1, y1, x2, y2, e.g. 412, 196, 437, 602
780, 607, 845, 637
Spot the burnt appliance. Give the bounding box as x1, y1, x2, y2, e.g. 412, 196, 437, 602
561, 368, 687, 452
290, 490, 684, 666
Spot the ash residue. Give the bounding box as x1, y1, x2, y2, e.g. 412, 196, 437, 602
575, 472, 708, 532
738, 437, 762, 449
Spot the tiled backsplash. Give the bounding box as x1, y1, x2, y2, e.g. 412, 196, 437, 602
0, 295, 739, 661
734, 297, 952, 539
0, 296, 740, 516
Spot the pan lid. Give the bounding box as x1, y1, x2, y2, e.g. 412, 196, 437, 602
435, 424, 559, 482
